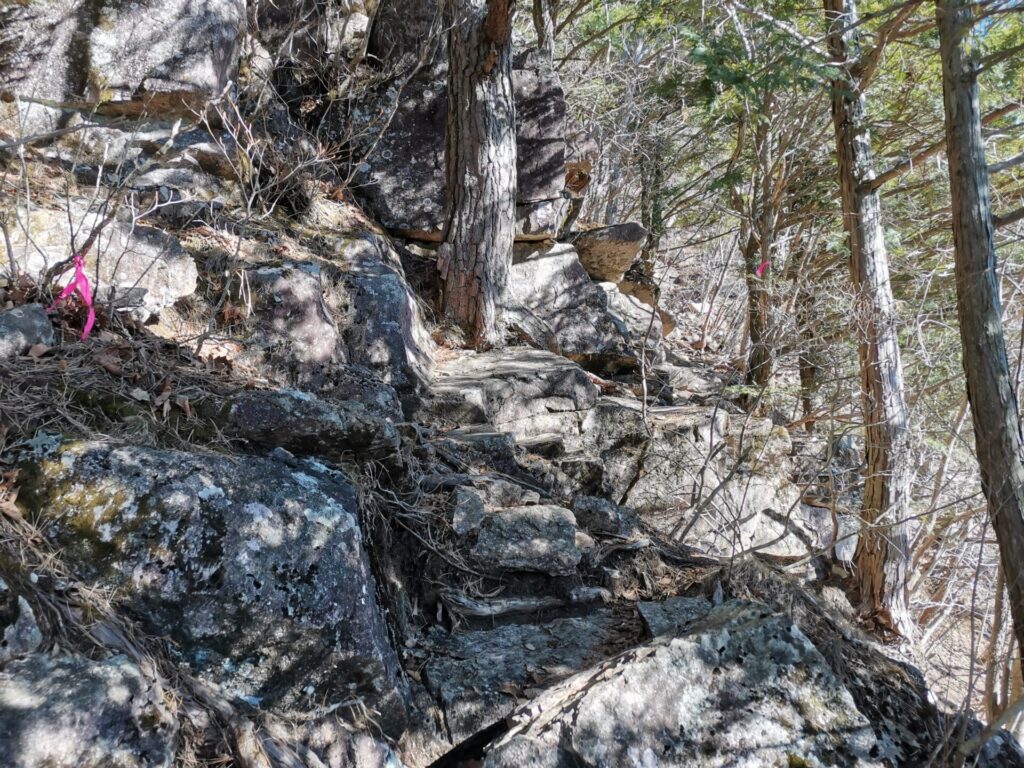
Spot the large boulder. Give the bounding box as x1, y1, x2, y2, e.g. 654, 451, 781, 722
16, 441, 408, 734
337, 235, 435, 392
1, 0, 245, 134
355, 59, 568, 241
598, 281, 664, 364
238, 233, 433, 396
508, 243, 637, 372
579, 397, 816, 557
485, 601, 884, 768
580, 397, 728, 510
572, 222, 648, 283
0, 654, 178, 768
6, 203, 197, 319
513, 51, 567, 204
369, 0, 441, 67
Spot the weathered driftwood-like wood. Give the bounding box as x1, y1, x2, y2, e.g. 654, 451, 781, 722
824, 0, 914, 635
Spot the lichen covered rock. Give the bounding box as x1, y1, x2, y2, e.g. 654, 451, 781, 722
0, 654, 178, 768
16, 442, 407, 734
485, 601, 884, 768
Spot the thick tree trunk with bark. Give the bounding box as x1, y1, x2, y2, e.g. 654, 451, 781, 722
532, 0, 557, 59
824, 0, 914, 635
937, 0, 1024, 668
437, 0, 517, 347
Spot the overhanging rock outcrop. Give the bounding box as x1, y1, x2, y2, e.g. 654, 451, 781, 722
354, 58, 569, 241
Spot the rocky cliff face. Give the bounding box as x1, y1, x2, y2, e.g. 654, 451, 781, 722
0, 4, 1019, 768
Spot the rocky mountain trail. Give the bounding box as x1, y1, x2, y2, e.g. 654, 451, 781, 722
2, 1, 1021, 767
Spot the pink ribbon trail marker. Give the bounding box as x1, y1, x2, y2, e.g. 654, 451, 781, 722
755, 259, 771, 278
51, 253, 96, 340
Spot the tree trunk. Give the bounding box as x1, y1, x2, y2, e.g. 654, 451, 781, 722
797, 294, 821, 432
743, 231, 773, 393
937, 0, 1024, 670
824, 0, 914, 636
437, 0, 517, 347
532, 0, 557, 59
637, 135, 667, 300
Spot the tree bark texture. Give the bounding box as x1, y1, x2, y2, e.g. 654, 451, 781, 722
743, 231, 773, 393
937, 0, 1024, 669
532, 0, 557, 59
824, 0, 914, 635
438, 0, 517, 347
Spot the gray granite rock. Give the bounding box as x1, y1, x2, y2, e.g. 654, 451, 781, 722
486, 601, 884, 768
2, 0, 244, 134
355, 60, 567, 240
650, 361, 724, 404
471, 505, 581, 575
6, 203, 197, 319
242, 234, 432, 397
221, 388, 401, 462
598, 281, 664, 364
0, 305, 53, 358
16, 442, 408, 734
0, 577, 43, 663
508, 243, 637, 372
337, 235, 435, 391
638, 595, 713, 637
0, 654, 178, 768
423, 610, 619, 744
571, 495, 632, 536
419, 348, 599, 442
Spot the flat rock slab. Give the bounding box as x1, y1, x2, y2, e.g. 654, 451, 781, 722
422, 348, 599, 440
423, 609, 621, 744
470, 504, 581, 575
0, 654, 177, 768
485, 601, 884, 768
221, 388, 400, 462
0, 305, 54, 358
16, 441, 407, 733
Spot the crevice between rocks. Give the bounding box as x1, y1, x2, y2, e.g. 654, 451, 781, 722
425, 718, 509, 768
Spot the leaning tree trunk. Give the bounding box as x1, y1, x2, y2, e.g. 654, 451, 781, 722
532, 0, 557, 59
824, 0, 914, 636
937, 0, 1024, 670
437, 0, 517, 347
